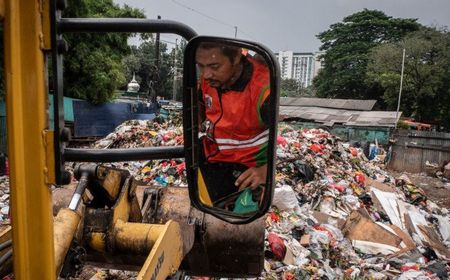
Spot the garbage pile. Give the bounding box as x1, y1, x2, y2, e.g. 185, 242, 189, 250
425, 160, 450, 183
82, 117, 450, 279
86, 116, 450, 279
265, 125, 449, 279
0, 175, 9, 223
91, 115, 187, 187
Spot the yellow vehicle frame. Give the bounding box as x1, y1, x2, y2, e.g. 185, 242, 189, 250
1, 1, 185, 279
2, 0, 55, 279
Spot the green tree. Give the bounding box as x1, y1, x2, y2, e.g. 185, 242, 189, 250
122, 38, 186, 100
281, 79, 316, 97
281, 78, 300, 97
367, 27, 450, 129
62, 0, 145, 103
314, 9, 420, 102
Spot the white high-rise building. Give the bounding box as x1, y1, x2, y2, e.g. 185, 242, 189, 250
275, 51, 322, 88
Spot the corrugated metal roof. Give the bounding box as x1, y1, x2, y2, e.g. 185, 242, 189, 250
280, 97, 377, 111
279, 106, 401, 127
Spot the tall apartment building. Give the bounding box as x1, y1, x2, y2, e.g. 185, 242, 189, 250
275, 51, 322, 88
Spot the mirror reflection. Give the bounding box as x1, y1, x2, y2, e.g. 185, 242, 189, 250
194, 42, 272, 215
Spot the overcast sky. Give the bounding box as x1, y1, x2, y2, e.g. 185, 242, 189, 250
114, 0, 450, 52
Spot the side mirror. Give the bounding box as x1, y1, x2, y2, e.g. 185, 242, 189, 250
183, 36, 280, 224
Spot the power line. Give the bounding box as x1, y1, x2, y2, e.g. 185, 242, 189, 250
171, 0, 257, 40
172, 0, 235, 28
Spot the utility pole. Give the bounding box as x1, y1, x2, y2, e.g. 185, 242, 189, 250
154, 15, 161, 102
395, 48, 406, 129
234, 26, 237, 38
172, 38, 178, 101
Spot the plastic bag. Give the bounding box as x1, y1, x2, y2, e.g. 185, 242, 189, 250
233, 189, 259, 214
273, 185, 298, 211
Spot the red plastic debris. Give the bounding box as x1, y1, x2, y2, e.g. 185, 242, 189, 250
277, 136, 288, 147
330, 183, 345, 192
309, 144, 324, 153
354, 171, 365, 185
400, 264, 420, 272
270, 212, 280, 222
268, 232, 286, 260
176, 162, 186, 174
284, 272, 295, 280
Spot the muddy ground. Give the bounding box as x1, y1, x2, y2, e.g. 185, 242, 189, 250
390, 170, 450, 209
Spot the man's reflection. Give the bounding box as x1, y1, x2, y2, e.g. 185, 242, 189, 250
195, 42, 270, 206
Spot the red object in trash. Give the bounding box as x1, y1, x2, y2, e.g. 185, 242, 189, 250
400, 264, 420, 272
331, 183, 345, 192
284, 272, 295, 280
268, 232, 286, 260
309, 144, 324, 153
354, 172, 365, 185
176, 162, 186, 174
350, 147, 358, 157
277, 136, 288, 147
269, 212, 280, 222
175, 135, 184, 144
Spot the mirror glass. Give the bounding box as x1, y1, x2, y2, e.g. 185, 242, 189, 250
183, 37, 279, 223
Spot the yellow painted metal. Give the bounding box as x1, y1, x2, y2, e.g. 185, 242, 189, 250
88, 232, 106, 252
53, 209, 81, 274
103, 170, 122, 200
137, 221, 184, 280
198, 169, 213, 206
112, 178, 131, 225
40, 0, 51, 50
113, 220, 163, 254
3, 0, 56, 279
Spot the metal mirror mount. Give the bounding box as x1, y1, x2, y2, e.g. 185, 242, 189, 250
183, 36, 280, 224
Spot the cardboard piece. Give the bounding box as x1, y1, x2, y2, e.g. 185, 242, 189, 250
371, 188, 404, 230
366, 178, 396, 193
283, 245, 296, 266
300, 234, 311, 247
418, 225, 450, 260
403, 204, 428, 244
342, 210, 402, 248
352, 240, 400, 255
312, 210, 346, 229
389, 225, 416, 250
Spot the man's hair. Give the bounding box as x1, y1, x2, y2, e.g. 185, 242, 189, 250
198, 42, 241, 63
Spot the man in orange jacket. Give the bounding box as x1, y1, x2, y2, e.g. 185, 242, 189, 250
196, 42, 270, 202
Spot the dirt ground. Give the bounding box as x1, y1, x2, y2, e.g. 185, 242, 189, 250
390, 170, 450, 209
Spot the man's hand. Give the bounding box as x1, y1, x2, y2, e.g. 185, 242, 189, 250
235, 164, 267, 191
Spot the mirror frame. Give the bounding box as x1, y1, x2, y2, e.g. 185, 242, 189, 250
182, 36, 280, 224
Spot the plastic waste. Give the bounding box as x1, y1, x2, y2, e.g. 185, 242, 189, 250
272, 185, 298, 211
233, 189, 259, 214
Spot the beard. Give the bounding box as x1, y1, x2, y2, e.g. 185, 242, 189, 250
206, 79, 223, 88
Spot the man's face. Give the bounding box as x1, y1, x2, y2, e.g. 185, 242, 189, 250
196, 47, 238, 88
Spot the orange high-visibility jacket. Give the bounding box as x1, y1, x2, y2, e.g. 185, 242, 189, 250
201, 58, 270, 167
